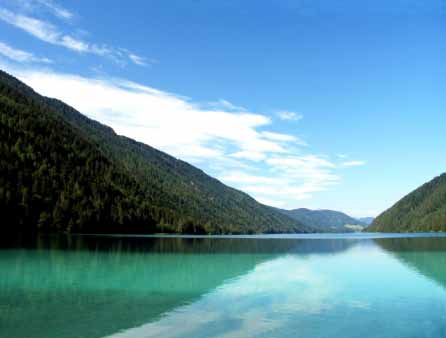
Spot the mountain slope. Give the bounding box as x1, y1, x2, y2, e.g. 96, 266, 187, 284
368, 174, 446, 232
280, 208, 366, 232
0, 70, 308, 234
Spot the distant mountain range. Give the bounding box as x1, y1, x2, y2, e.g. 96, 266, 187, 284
279, 208, 367, 233
367, 174, 446, 232
357, 217, 374, 225
0, 70, 311, 235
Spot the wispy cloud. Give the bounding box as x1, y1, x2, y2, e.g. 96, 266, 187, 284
0, 41, 51, 63
35, 0, 73, 20
0, 8, 58, 42
229, 150, 267, 162
221, 155, 340, 204
209, 99, 247, 112
0, 5, 147, 66
0, 8, 89, 51
277, 111, 303, 121
342, 160, 366, 167
13, 0, 74, 20
127, 53, 148, 66
261, 131, 307, 145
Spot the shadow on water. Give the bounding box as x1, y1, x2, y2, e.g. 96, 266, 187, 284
2, 233, 361, 254
0, 234, 358, 338
374, 237, 446, 290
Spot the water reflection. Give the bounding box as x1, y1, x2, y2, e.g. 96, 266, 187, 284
107, 254, 337, 338
105, 238, 446, 338
2, 233, 359, 254
374, 237, 446, 290
0, 235, 356, 338
1, 235, 446, 338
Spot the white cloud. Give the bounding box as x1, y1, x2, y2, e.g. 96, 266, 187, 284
0, 8, 59, 43
219, 171, 285, 186
0, 41, 51, 63
209, 99, 247, 112
0, 7, 147, 66
220, 155, 340, 203
277, 111, 303, 121
13, 0, 74, 20
35, 0, 73, 20
342, 160, 366, 167
128, 53, 148, 66
60, 35, 90, 52
2, 63, 355, 209
0, 8, 87, 51
261, 131, 304, 144
229, 151, 266, 162
10, 67, 292, 162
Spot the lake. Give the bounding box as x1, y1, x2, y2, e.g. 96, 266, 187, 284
1, 233, 446, 338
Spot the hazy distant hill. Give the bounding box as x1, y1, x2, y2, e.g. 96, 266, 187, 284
279, 208, 367, 232
358, 217, 374, 225
368, 174, 446, 232
0, 70, 309, 235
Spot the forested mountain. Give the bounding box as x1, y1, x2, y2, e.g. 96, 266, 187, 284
368, 174, 446, 232
0, 70, 309, 235
279, 208, 367, 232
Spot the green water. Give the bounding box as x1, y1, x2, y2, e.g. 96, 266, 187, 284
1, 234, 446, 338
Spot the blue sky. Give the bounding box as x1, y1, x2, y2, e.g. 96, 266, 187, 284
1, 0, 445, 217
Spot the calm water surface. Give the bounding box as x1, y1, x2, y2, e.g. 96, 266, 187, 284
1, 234, 446, 338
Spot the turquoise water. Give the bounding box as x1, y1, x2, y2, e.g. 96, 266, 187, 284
1, 234, 446, 338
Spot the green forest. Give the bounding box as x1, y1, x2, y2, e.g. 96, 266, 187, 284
368, 173, 446, 232
0, 70, 310, 235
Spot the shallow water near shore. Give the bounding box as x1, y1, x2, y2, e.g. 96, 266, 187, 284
1, 233, 446, 338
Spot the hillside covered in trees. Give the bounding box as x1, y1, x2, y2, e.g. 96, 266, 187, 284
368, 174, 446, 232
279, 208, 367, 232
0, 70, 310, 235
